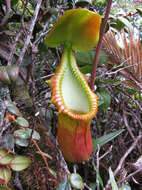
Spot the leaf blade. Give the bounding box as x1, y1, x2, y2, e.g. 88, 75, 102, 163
93, 129, 125, 150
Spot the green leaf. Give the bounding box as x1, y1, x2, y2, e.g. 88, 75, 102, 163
0, 150, 13, 165
56, 181, 70, 190
80, 65, 92, 74
0, 167, 11, 184
96, 89, 111, 112
15, 138, 29, 147
117, 17, 133, 32
26, 128, 40, 141
119, 184, 131, 190
17, 117, 29, 127
10, 155, 31, 171
11, 0, 19, 7
98, 51, 108, 66
93, 129, 125, 150
110, 17, 133, 32
76, 50, 94, 66
14, 128, 40, 143
69, 173, 84, 189
93, 164, 104, 188
76, 50, 107, 68
14, 130, 30, 139
4, 101, 20, 116
109, 167, 119, 190
116, 18, 125, 31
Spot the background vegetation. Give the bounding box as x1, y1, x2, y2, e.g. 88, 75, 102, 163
0, 0, 142, 189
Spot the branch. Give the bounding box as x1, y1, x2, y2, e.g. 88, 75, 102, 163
16, 0, 42, 66
8, 30, 23, 65
104, 135, 142, 190
119, 168, 142, 185
114, 135, 142, 175
90, 0, 112, 90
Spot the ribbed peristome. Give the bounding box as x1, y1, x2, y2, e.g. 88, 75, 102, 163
50, 47, 98, 121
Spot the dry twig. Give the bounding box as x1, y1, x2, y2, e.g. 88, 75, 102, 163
17, 0, 43, 66
104, 135, 142, 190
119, 168, 142, 185
8, 30, 23, 65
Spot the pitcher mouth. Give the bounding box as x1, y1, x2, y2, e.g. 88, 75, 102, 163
50, 47, 98, 121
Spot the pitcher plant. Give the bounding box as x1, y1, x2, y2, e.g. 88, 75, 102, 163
45, 9, 101, 162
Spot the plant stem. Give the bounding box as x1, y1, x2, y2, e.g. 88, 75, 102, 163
33, 139, 57, 181
90, 0, 112, 90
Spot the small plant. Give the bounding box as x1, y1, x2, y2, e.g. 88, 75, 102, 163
0, 149, 31, 184
4, 100, 56, 182
5, 100, 40, 147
